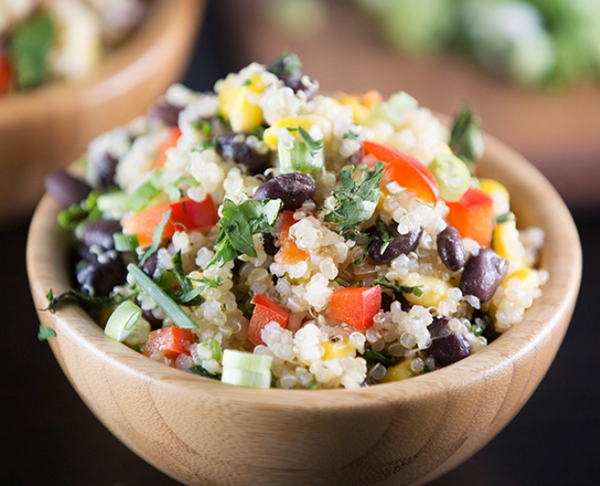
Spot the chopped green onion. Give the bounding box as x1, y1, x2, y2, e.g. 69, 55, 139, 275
372, 91, 418, 129
203, 338, 222, 362
97, 192, 129, 212
104, 300, 150, 348
429, 152, 471, 202
278, 138, 325, 173
222, 349, 272, 373
221, 367, 272, 388
113, 232, 139, 252
127, 263, 198, 329
127, 180, 161, 212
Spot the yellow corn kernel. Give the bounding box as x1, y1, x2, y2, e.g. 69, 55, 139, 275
502, 267, 540, 289
479, 178, 510, 216
322, 338, 356, 360
263, 115, 332, 149
217, 74, 265, 132
382, 358, 415, 383
492, 215, 525, 270
402, 273, 451, 308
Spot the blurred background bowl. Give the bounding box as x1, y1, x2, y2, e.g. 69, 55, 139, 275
26, 131, 581, 486
0, 0, 205, 223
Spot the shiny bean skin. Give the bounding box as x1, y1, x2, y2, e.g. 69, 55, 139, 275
93, 152, 118, 188
437, 225, 466, 271
216, 132, 271, 175
81, 219, 122, 250
142, 252, 158, 277
460, 248, 508, 303
44, 170, 92, 208
370, 225, 422, 263
76, 255, 127, 297
428, 316, 471, 366
253, 173, 315, 211
148, 101, 183, 126
262, 232, 278, 256
281, 74, 318, 101
142, 308, 163, 330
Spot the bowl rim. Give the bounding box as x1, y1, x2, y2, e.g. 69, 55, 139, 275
26, 129, 582, 409
0, 0, 201, 112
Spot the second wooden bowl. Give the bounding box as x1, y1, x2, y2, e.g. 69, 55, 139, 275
0, 0, 204, 222
27, 133, 581, 485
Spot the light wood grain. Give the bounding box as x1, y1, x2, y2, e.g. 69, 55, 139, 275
0, 0, 204, 222
27, 133, 581, 486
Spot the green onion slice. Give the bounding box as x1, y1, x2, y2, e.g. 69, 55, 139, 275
127, 263, 198, 329
104, 301, 142, 341
221, 367, 272, 389
429, 152, 471, 202
113, 232, 139, 252
222, 349, 273, 373
97, 192, 129, 212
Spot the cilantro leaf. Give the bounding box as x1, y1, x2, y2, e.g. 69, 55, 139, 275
44, 288, 139, 313
208, 198, 283, 267
363, 349, 396, 367
169, 251, 222, 306
373, 276, 423, 297
189, 364, 221, 380
8, 11, 55, 89
297, 126, 323, 157
324, 161, 385, 236
449, 104, 484, 171
375, 216, 393, 254
37, 325, 56, 341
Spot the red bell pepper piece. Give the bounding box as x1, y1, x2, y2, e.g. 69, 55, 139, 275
328, 285, 382, 331
154, 127, 182, 169
123, 196, 219, 247
142, 327, 195, 359
247, 294, 290, 346
446, 187, 494, 247
274, 211, 309, 265
0, 49, 12, 94
362, 141, 439, 204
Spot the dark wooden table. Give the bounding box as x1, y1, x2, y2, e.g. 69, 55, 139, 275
2, 3, 599, 485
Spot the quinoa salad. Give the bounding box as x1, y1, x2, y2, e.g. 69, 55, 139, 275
0, 0, 148, 94
43, 53, 547, 390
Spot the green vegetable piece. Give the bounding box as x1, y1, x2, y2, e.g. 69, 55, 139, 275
363, 349, 396, 367
57, 192, 100, 232
104, 300, 150, 347
8, 11, 55, 89
372, 91, 418, 129
278, 138, 325, 173
430, 152, 471, 202
222, 349, 273, 373
127, 264, 198, 329
37, 325, 56, 341
189, 365, 221, 380
127, 180, 161, 212
96, 192, 129, 212
44, 288, 138, 313
373, 276, 423, 297
324, 161, 385, 236
113, 233, 139, 252
449, 104, 484, 169
203, 338, 222, 362
221, 367, 272, 388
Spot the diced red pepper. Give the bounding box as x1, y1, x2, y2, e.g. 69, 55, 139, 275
0, 49, 12, 95
142, 327, 195, 359
362, 141, 439, 204
154, 127, 182, 169
247, 294, 290, 346
328, 285, 382, 331
123, 196, 219, 247
274, 211, 309, 265
446, 187, 494, 247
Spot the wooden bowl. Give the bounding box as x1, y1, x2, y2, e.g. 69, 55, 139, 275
27, 133, 581, 486
0, 0, 204, 223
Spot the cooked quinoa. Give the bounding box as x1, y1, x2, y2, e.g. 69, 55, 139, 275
47, 53, 547, 389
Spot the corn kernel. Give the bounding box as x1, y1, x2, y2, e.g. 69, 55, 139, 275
382, 358, 415, 383
322, 338, 356, 360
401, 273, 451, 308
479, 178, 510, 216
263, 115, 332, 149
217, 74, 265, 132
502, 267, 540, 289
492, 215, 525, 271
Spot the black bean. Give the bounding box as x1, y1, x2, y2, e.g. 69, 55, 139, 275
380, 291, 411, 312
473, 310, 500, 343
93, 152, 118, 188
437, 225, 466, 271
262, 232, 278, 256
81, 219, 122, 250
148, 101, 183, 126
142, 308, 163, 331
76, 255, 127, 297
142, 252, 158, 278
281, 74, 319, 101
216, 132, 271, 175
44, 170, 92, 208
381, 292, 394, 312
460, 248, 508, 303
253, 173, 315, 211
369, 224, 422, 263
428, 316, 471, 366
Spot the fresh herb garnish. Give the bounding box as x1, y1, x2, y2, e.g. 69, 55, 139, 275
373, 276, 423, 297
208, 198, 283, 267
297, 126, 323, 157
343, 131, 359, 140
324, 161, 385, 237
251, 125, 266, 139
44, 289, 139, 313
57, 192, 100, 232
8, 11, 55, 89
139, 209, 171, 266
334, 278, 360, 287
169, 251, 222, 306
471, 314, 491, 337
493, 212, 513, 224
422, 364, 432, 374
449, 104, 484, 171
192, 120, 212, 134
267, 50, 303, 79
375, 216, 393, 254
363, 349, 396, 367
37, 325, 56, 341
189, 365, 221, 380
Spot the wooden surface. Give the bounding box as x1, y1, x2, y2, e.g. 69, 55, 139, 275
26, 133, 581, 485
214, 0, 600, 210
0, 0, 204, 223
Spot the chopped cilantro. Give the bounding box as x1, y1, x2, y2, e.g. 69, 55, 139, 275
170, 251, 222, 306
373, 276, 423, 297
37, 325, 56, 341
189, 365, 221, 380
494, 212, 513, 224
363, 349, 396, 367
44, 289, 139, 313
449, 104, 484, 171
334, 278, 360, 287
192, 120, 212, 134
324, 161, 385, 237
422, 364, 432, 374
57, 192, 100, 232
343, 131, 359, 140
297, 126, 323, 157
375, 216, 393, 254
208, 198, 283, 267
